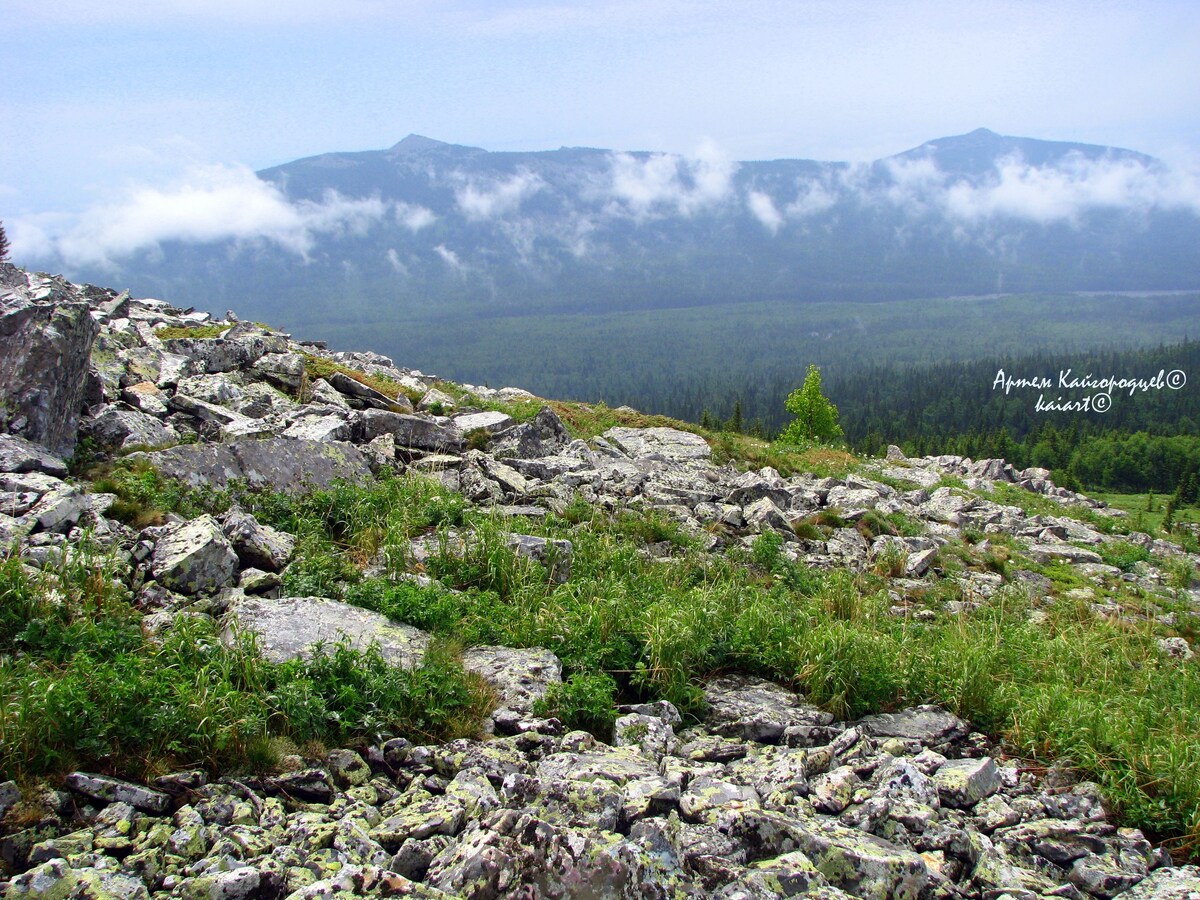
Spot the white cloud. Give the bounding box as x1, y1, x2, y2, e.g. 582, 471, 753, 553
455, 171, 542, 221
941, 153, 1200, 224
433, 244, 465, 272
747, 191, 783, 233
608, 140, 738, 217
385, 247, 408, 274
395, 202, 436, 231
786, 180, 839, 218
13, 164, 391, 266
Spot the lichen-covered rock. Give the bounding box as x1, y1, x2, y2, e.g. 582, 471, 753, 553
462, 646, 561, 731
150, 514, 239, 595
0, 269, 100, 456
933, 756, 1002, 808
857, 705, 970, 745
602, 426, 711, 461
790, 818, 929, 900
222, 595, 430, 668
85, 404, 177, 451
704, 675, 833, 743
64, 772, 171, 814
504, 533, 572, 583
137, 437, 373, 493
0, 433, 69, 477
220, 507, 295, 572
359, 411, 463, 453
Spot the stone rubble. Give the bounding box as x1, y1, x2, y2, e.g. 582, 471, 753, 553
2, 268, 1199, 898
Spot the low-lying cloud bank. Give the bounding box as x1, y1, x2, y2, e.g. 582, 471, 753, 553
11, 164, 432, 267
748, 151, 1200, 231
10, 146, 1200, 268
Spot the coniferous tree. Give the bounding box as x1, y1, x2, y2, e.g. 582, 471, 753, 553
0, 221, 10, 263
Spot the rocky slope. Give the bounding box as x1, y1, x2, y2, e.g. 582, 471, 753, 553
2, 263, 1199, 899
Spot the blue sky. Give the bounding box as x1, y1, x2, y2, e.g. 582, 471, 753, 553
5, 0, 1200, 259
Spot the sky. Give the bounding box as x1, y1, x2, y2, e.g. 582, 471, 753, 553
4, 0, 1200, 261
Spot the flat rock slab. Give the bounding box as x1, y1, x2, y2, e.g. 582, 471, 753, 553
137, 437, 372, 493
462, 646, 561, 714
1028, 543, 1105, 565
857, 705, 970, 744
704, 675, 834, 743
0, 434, 69, 477
454, 411, 514, 433
602, 426, 711, 461
223, 595, 430, 669
64, 772, 171, 814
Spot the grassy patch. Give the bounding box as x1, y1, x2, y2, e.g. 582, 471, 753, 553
155, 324, 229, 340
300, 353, 423, 405
0, 543, 489, 783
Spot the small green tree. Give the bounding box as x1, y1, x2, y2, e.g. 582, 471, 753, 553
0, 221, 10, 263
779, 365, 843, 445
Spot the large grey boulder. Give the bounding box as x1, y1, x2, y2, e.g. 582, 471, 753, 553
704, 675, 833, 743
0, 267, 100, 456
462, 646, 562, 716
602, 426, 711, 461
150, 514, 239, 595
505, 533, 572, 583
357, 411, 464, 453
85, 404, 177, 451
0, 433, 68, 477
221, 507, 295, 572
857, 705, 970, 744
489, 406, 571, 459
136, 437, 373, 492
223, 595, 430, 668
64, 772, 171, 814
789, 818, 929, 900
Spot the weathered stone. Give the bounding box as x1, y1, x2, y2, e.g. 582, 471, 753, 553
1028, 543, 1106, 565
64, 772, 171, 813
933, 757, 1002, 808
0, 273, 99, 456
223, 595, 430, 668
325, 370, 413, 411
705, 675, 833, 743
614, 713, 677, 760
858, 705, 970, 744
744, 497, 795, 537
0, 433, 69, 476
461, 646, 561, 716
282, 413, 353, 442
86, 404, 177, 451
603, 426, 712, 461
488, 407, 571, 460
790, 818, 929, 900
1117, 866, 1200, 898
137, 437, 373, 492
454, 410, 515, 434
505, 533, 572, 582
253, 351, 306, 390
358, 410, 465, 453
25, 484, 88, 533
150, 514, 239, 595
221, 507, 295, 571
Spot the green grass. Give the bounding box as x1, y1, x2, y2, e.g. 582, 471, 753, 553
155, 324, 229, 340
0, 542, 490, 783
1091, 492, 1200, 539
6, 464, 1200, 858
300, 353, 423, 406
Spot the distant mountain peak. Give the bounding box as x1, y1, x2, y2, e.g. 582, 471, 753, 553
389, 134, 453, 153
